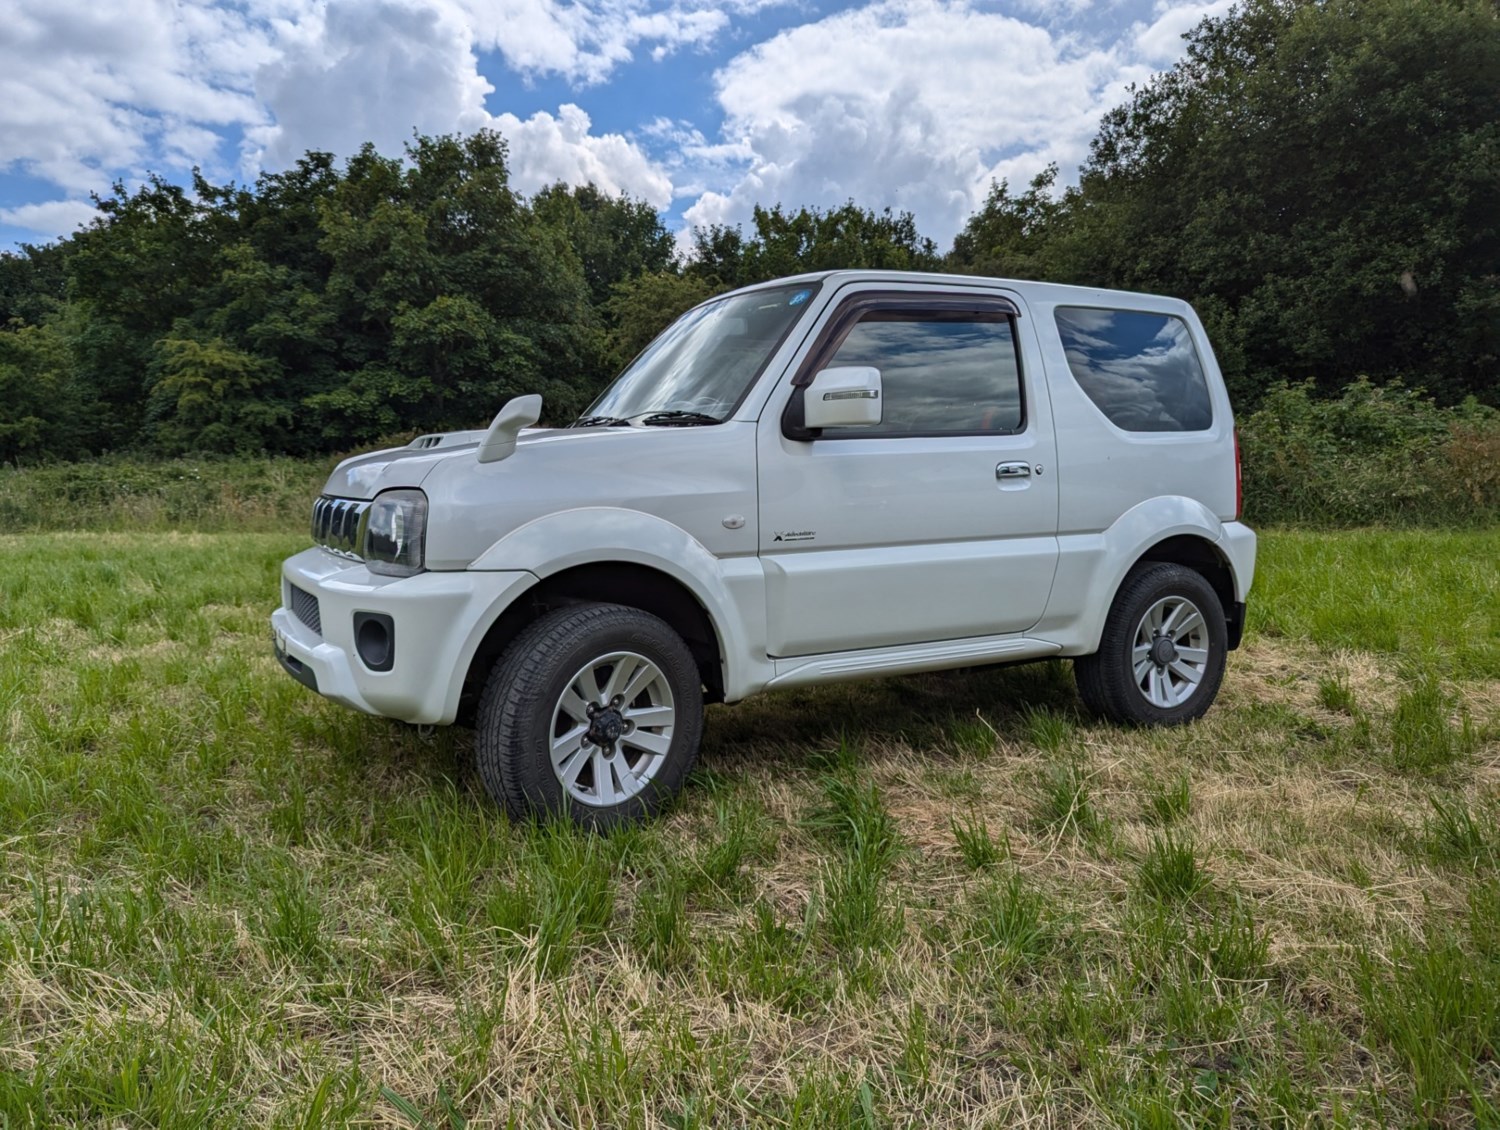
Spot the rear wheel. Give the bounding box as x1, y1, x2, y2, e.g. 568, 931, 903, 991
1074, 563, 1227, 725
475, 603, 704, 828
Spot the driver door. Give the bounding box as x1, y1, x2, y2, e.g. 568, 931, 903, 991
757, 287, 1059, 657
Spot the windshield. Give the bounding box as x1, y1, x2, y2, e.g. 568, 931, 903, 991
580, 283, 819, 425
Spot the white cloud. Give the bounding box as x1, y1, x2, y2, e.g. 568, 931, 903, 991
454, 0, 740, 84
675, 0, 1228, 246
0, 0, 271, 195
0, 0, 1224, 246
0, 199, 100, 237
681, 0, 1127, 245
1133, 0, 1234, 63
247, 0, 493, 167
495, 106, 674, 207
245, 3, 673, 207
0, 0, 692, 241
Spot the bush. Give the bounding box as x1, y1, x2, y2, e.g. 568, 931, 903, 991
0, 456, 330, 532
1239, 379, 1500, 527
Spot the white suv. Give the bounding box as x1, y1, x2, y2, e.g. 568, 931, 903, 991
272, 271, 1255, 826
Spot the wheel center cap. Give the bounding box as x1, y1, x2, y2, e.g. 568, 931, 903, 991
1151, 636, 1180, 667
589, 708, 624, 745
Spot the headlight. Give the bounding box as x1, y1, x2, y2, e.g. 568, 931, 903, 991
359, 489, 428, 577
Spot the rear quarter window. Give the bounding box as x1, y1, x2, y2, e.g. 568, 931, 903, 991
1054, 307, 1213, 432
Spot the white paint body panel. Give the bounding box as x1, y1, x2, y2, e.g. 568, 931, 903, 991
757, 280, 1060, 657
271, 269, 1256, 724
274, 547, 536, 725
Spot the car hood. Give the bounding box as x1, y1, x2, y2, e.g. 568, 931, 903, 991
414, 421, 759, 569
321, 422, 739, 499
322, 428, 538, 498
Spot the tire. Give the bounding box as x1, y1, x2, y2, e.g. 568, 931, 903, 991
1073, 563, 1227, 726
475, 603, 704, 828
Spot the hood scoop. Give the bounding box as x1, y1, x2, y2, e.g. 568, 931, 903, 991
477, 394, 543, 464
407, 429, 486, 450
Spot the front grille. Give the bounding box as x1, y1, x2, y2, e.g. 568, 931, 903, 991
288, 584, 323, 636
311, 495, 371, 557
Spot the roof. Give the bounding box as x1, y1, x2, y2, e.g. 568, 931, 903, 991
729, 269, 1191, 311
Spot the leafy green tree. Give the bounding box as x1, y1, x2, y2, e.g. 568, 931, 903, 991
602, 272, 722, 373
685, 224, 748, 289
0, 242, 69, 327
66, 176, 231, 447
1056, 0, 1500, 404
131, 159, 344, 454
0, 319, 87, 463
947, 166, 1064, 281
146, 334, 287, 454
531, 183, 675, 306
689, 203, 940, 288
305, 131, 596, 441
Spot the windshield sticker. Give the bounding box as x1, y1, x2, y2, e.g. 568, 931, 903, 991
788, 289, 811, 306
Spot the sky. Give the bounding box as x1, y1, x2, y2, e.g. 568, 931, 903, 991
0, 0, 1233, 254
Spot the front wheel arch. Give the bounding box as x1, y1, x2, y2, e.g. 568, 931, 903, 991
457, 561, 726, 726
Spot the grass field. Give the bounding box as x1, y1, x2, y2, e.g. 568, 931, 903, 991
1, 528, 1497, 1127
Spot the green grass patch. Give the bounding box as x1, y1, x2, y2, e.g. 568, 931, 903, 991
1136, 833, 1210, 903
1, 526, 1497, 1125
1143, 772, 1192, 826
1247, 527, 1500, 678
1034, 758, 1106, 843
950, 811, 1007, 871
1356, 928, 1500, 1121
1387, 673, 1479, 775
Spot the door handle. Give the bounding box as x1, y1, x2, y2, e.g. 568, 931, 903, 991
996, 461, 1032, 480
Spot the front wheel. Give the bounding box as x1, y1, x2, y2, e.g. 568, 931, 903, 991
1074, 563, 1228, 725
475, 604, 704, 828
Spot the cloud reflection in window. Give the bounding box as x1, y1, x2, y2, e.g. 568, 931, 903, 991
825, 317, 1022, 434
1054, 308, 1212, 432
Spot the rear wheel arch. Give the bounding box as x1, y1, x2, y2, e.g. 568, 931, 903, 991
1133, 534, 1242, 650
1075, 560, 1229, 725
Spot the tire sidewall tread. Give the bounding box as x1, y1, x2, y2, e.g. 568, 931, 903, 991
1074, 562, 1228, 726
475, 603, 704, 828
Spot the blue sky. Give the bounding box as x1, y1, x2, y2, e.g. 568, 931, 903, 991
0, 0, 1231, 253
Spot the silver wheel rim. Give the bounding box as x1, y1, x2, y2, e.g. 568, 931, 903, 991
1132, 596, 1211, 709
549, 650, 675, 808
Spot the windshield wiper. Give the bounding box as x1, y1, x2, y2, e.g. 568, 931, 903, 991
635, 410, 722, 427
570, 415, 630, 428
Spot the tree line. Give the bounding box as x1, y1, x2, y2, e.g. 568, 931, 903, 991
1, 0, 1495, 464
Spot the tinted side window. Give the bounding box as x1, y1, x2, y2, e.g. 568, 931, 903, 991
823, 312, 1022, 435
1054, 308, 1213, 432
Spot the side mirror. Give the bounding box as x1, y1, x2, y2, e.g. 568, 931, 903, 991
803, 366, 883, 430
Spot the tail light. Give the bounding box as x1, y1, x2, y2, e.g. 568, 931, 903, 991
1233, 427, 1243, 521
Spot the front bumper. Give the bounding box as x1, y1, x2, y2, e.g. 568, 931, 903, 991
270, 547, 536, 725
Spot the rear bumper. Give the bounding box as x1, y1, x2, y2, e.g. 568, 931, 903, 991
1217, 521, 1257, 601
270, 547, 536, 725
1227, 601, 1247, 650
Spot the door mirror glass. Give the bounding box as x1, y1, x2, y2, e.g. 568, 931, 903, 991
804, 366, 883, 429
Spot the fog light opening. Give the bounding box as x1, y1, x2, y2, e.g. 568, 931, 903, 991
353, 612, 395, 672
